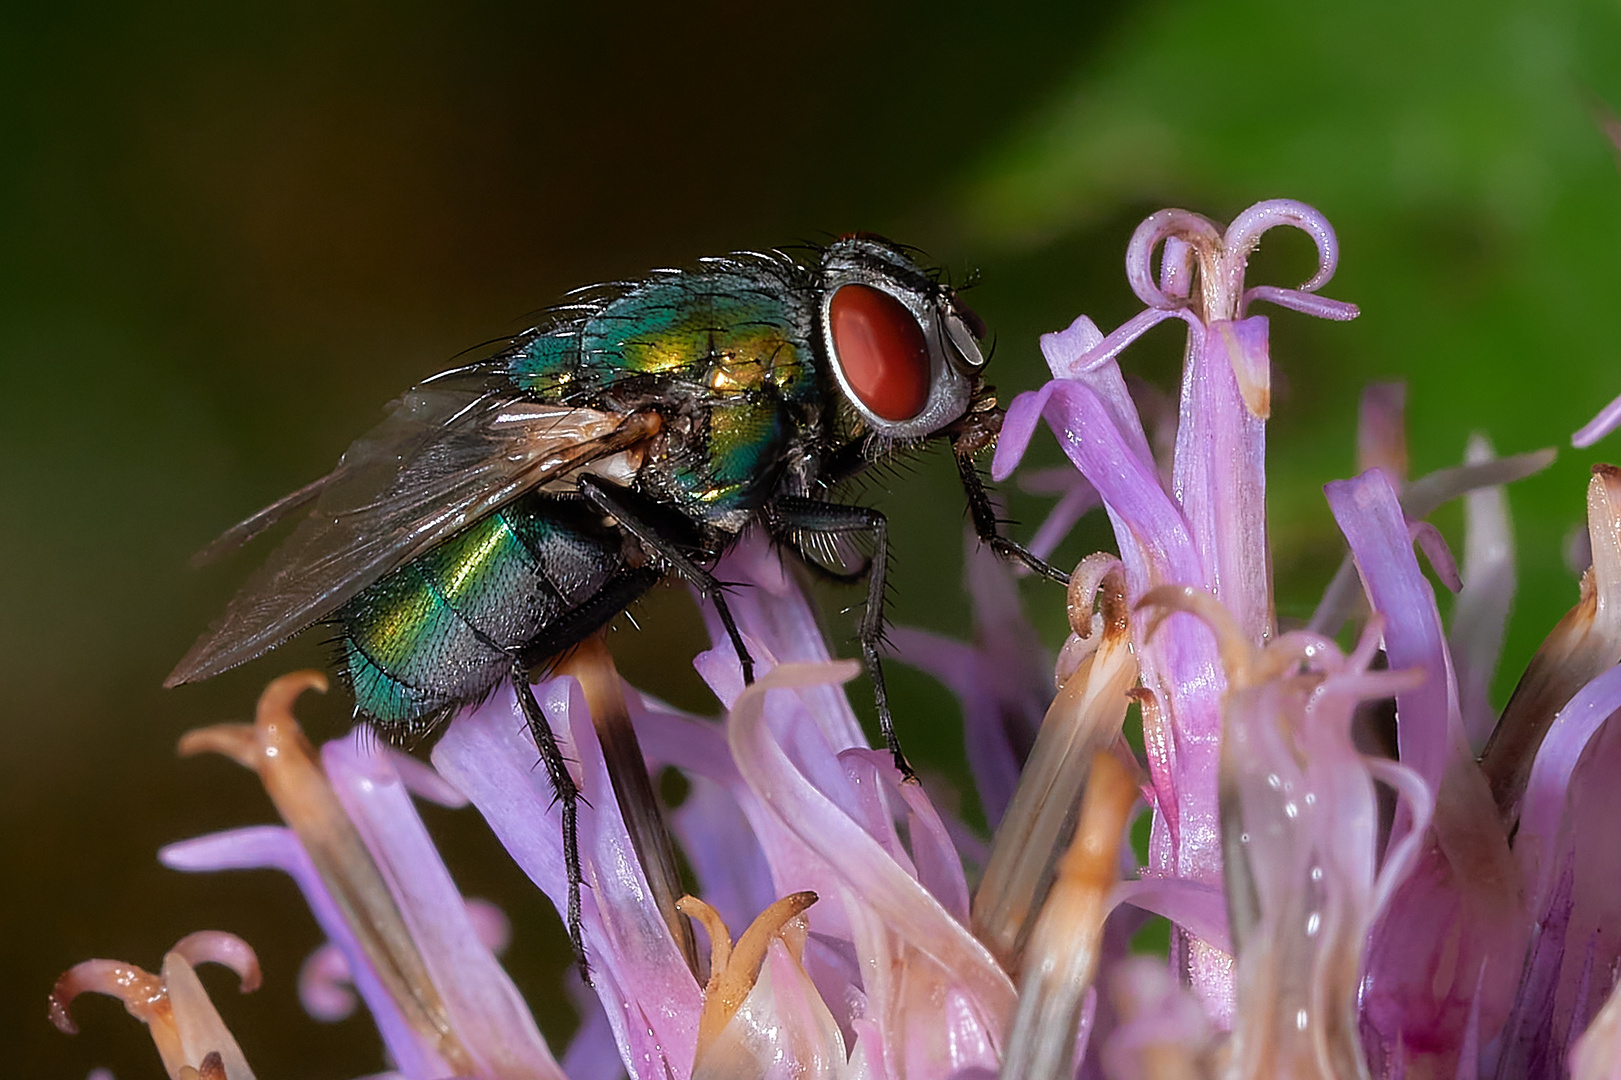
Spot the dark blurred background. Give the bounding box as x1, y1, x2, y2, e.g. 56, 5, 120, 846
6, 1, 1621, 1075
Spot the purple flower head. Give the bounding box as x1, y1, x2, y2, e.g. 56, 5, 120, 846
54, 198, 1621, 1080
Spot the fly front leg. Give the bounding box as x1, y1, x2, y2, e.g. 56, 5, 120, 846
510, 662, 590, 979
767, 496, 912, 780
953, 447, 1071, 585
577, 475, 756, 686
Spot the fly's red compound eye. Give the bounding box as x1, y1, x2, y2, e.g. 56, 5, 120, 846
828, 284, 930, 422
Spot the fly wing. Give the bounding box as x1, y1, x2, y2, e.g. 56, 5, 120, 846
168, 370, 658, 685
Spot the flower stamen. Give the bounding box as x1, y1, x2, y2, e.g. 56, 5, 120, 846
677, 891, 818, 1059
1001, 749, 1142, 1080
976, 565, 1139, 970
49, 936, 259, 1079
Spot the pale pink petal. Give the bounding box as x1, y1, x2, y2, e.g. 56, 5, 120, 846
432, 680, 701, 1080
298, 942, 357, 1023
1325, 469, 1454, 796
1450, 435, 1517, 752
1221, 658, 1405, 1080
1172, 316, 1272, 644
1040, 314, 1155, 470
1358, 383, 1409, 482
1574, 390, 1621, 448
386, 749, 468, 809
1002, 375, 1230, 1007
160, 827, 449, 1078
727, 662, 1015, 1073
693, 939, 849, 1080
1112, 878, 1230, 955
1493, 865, 1574, 1080
1329, 469, 1527, 1074
1514, 665, 1621, 912
1409, 520, 1463, 594
840, 748, 971, 924
1558, 729, 1621, 1054
563, 974, 631, 1080
323, 732, 564, 1080
1401, 448, 1557, 520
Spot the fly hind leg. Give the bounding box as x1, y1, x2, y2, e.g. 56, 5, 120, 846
577, 474, 756, 687
767, 497, 911, 779
510, 661, 590, 979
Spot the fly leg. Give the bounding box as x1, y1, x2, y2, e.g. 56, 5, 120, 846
953, 445, 1071, 585
766, 497, 911, 779
577, 475, 756, 686
509, 661, 590, 979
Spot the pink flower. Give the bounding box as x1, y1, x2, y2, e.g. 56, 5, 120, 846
53, 199, 1621, 1080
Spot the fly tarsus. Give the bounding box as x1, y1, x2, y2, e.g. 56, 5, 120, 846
952, 445, 1071, 585
768, 497, 913, 782
510, 663, 591, 983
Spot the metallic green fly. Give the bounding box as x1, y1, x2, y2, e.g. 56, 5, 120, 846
167, 235, 1065, 967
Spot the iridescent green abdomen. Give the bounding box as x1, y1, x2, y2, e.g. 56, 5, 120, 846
338, 493, 632, 726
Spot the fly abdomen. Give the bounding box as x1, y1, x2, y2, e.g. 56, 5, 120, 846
337, 493, 630, 729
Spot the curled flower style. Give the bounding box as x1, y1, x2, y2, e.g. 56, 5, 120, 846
56, 198, 1621, 1080
50, 932, 261, 1079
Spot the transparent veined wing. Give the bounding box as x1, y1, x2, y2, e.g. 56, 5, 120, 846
167, 369, 660, 685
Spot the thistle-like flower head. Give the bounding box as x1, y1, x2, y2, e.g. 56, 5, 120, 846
55, 200, 1621, 1080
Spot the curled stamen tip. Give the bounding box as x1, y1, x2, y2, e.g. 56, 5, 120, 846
177, 723, 258, 766
1223, 198, 1342, 291
255, 670, 327, 727
49, 959, 166, 1034
1066, 554, 1127, 640
170, 932, 262, 993
182, 671, 328, 770
687, 891, 820, 1057
1126, 209, 1223, 310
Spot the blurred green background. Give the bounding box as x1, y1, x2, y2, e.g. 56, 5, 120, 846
6, 0, 1621, 1075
